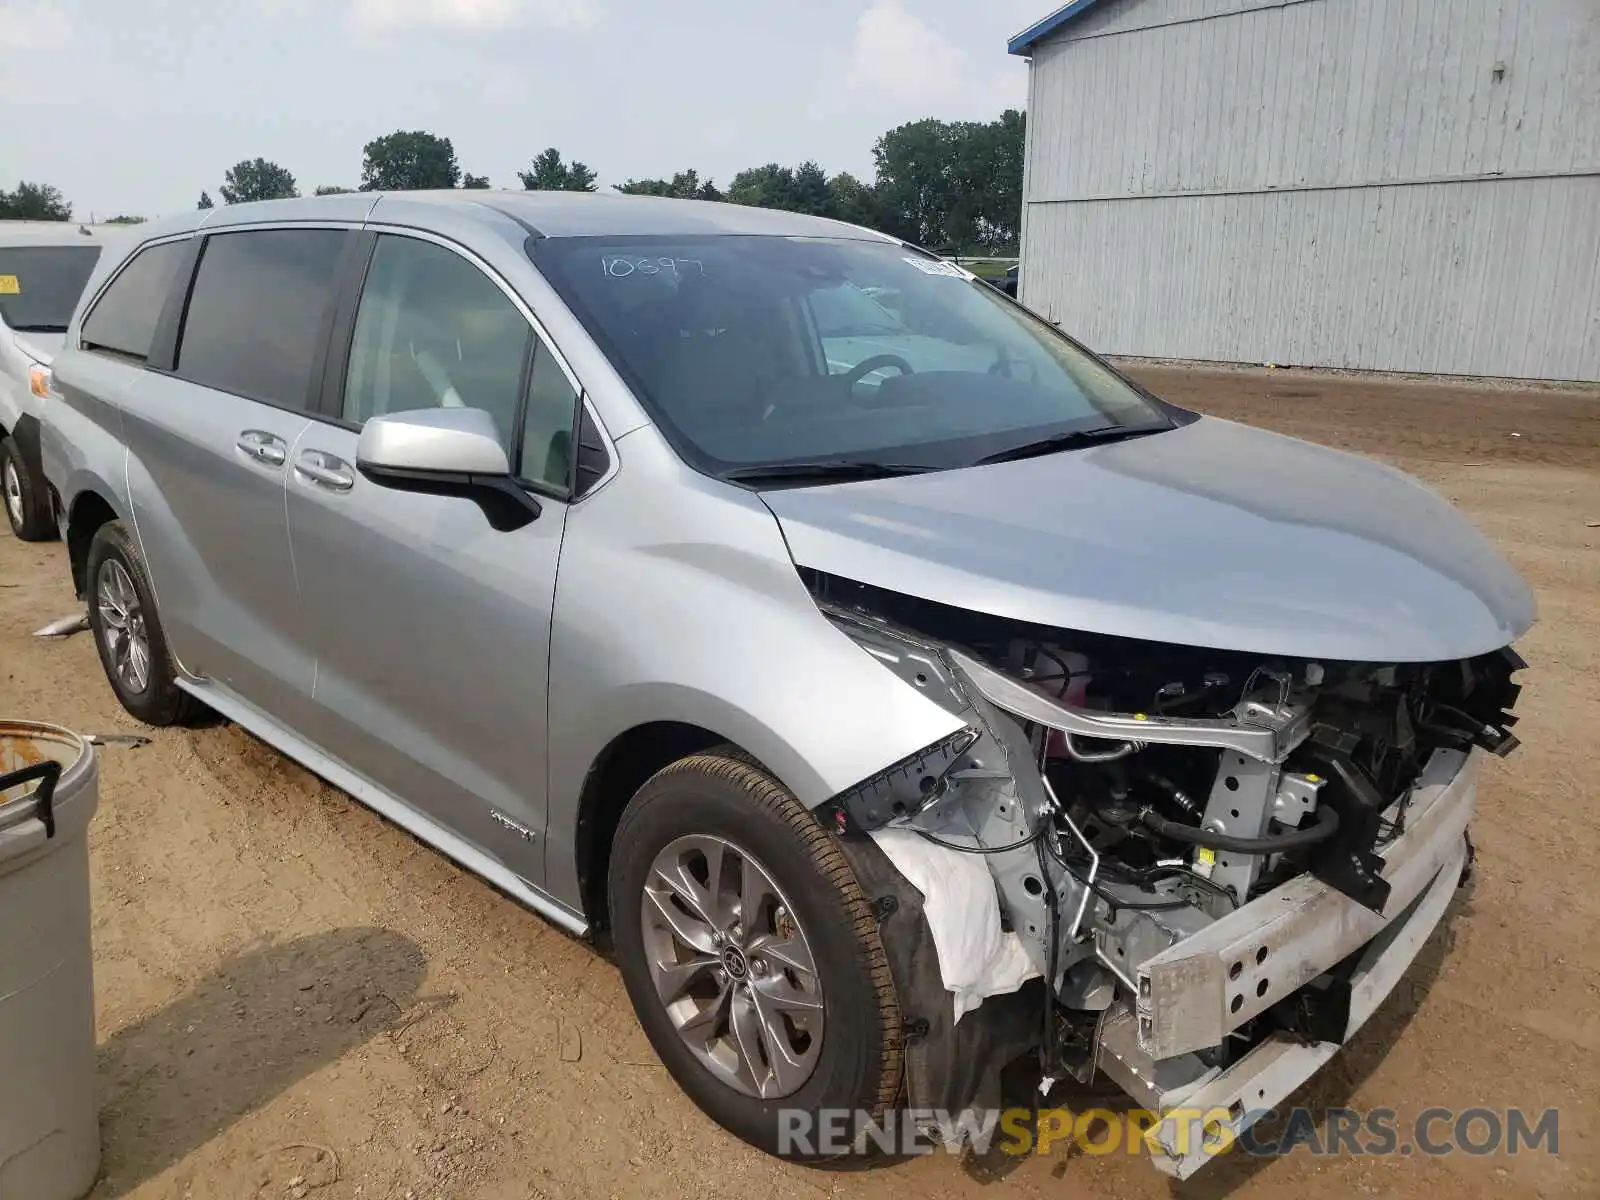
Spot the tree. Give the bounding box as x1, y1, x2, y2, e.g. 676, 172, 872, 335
461, 173, 491, 189
476, 106, 1024, 251
978, 109, 1026, 252
105, 215, 147, 225
360, 131, 460, 192
518, 149, 597, 192
872, 111, 1026, 253
314, 185, 353, 196
939, 109, 1025, 253
871, 119, 956, 247
219, 158, 298, 204
789, 161, 837, 219
725, 162, 841, 219
615, 169, 721, 201
829, 173, 885, 231
0, 181, 73, 221
566, 161, 598, 192
198, 191, 215, 210
726, 164, 796, 210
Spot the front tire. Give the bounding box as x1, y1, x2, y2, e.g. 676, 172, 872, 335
609, 752, 903, 1159
85, 520, 199, 726
1, 437, 53, 541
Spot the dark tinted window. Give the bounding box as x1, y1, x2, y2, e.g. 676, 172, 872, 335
0, 245, 102, 332
178, 229, 347, 409
80, 241, 187, 361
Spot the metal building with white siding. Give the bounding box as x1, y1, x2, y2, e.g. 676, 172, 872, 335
1009, 0, 1600, 381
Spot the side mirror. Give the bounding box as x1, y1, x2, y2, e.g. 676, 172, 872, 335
356, 407, 541, 531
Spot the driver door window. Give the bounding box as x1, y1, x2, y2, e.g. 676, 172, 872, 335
343, 235, 579, 488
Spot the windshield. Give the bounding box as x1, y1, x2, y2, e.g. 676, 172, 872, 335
0, 244, 102, 332
533, 235, 1169, 475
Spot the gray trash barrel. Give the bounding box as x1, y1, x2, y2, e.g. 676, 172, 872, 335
0, 722, 100, 1200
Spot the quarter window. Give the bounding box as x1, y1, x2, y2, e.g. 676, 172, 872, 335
521, 340, 580, 489
177, 228, 348, 410
343, 235, 578, 489
80, 240, 188, 362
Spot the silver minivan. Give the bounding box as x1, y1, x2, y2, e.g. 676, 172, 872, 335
40, 192, 1532, 1177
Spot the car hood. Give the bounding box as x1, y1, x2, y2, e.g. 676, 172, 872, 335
762, 416, 1535, 663
11, 330, 65, 363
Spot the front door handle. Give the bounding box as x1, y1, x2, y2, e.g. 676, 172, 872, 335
236, 430, 287, 467
294, 449, 355, 492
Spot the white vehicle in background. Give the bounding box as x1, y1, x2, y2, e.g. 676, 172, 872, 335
1, 222, 110, 540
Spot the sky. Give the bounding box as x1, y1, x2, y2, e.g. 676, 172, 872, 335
0, 0, 1045, 221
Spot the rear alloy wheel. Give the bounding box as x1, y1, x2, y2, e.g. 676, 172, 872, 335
1, 437, 54, 541
610, 752, 904, 1158
97, 558, 151, 694
85, 520, 199, 726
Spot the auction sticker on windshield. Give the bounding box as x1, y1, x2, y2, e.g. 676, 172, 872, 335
902, 257, 965, 278
0, 275, 20, 295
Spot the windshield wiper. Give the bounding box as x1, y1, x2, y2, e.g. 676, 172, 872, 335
8, 323, 69, 333
722, 460, 934, 485
973, 422, 1169, 466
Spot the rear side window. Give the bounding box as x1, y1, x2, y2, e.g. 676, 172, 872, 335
80, 241, 187, 362
177, 228, 348, 410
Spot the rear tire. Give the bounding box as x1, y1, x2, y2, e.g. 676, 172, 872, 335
85, 520, 199, 726
1, 437, 53, 541
609, 751, 903, 1159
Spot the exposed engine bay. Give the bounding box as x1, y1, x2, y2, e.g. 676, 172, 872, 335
804, 570, 1525, 1176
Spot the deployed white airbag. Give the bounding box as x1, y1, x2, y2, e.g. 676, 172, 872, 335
868, 828, 1040, 1022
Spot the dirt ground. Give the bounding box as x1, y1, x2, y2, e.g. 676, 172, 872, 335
1, 364, 1597, 1200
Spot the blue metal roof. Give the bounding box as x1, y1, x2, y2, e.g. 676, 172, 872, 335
1008, 0, 1114, 55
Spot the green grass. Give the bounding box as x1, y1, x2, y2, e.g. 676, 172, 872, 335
961, 259, 1016, 279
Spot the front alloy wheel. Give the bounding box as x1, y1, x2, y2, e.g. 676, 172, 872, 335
2, 456, 22, 530
610, 751, 904, 1158
1, 437, 53, 540
643, 833, 825, 1099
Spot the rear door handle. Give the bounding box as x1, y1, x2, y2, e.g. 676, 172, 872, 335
294, 449, 355, 492
236, 430, 287, 467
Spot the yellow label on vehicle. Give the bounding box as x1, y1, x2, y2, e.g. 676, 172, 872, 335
0, 275, 20, 295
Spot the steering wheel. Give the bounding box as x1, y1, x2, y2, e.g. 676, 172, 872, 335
842, 353, 915, 396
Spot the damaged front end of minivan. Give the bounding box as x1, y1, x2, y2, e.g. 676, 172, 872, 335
803, 570, 1524, 1179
